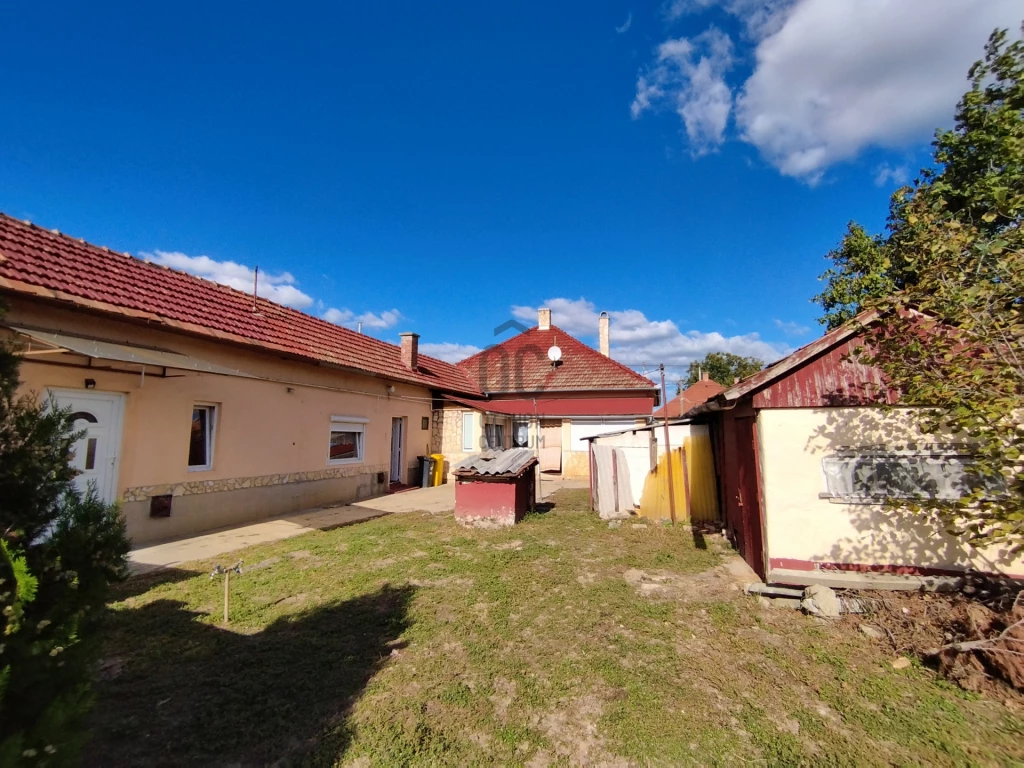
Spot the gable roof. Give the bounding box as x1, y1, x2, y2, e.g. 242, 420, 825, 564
456, 323, 657, 393
651, 377, 726, 419
685, 311, 885, 416
716, 311, 879, 403
0, 213, 479, 395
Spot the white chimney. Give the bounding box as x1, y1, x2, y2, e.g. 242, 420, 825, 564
400, 332, 419, 370
598, 311, 610, 357
538, 308, 551, 331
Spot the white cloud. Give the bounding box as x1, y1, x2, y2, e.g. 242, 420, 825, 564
322, 308, 402, 330
874, 163, 910, 188
615, 12, 632, 34
773, 318, 810, 336
323, 307, 353, 325
143, 249, 403, 333
420, 342, 483, 363
513, 297, 790, 370
636, 0, 1020, 181
664, 0, 794, 38
355, 309, 402, 329
631, 28, 735, 155
143, 250, 314, 309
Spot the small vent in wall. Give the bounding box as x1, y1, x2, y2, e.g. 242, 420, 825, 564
150, 494, 173, 518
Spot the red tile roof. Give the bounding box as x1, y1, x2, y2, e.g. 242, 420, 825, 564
0, 213, 479, 395
651, 378, 726, 419
456, 324, 657, 393
444, 393, 654, 417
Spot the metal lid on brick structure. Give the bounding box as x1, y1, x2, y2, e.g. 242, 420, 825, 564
453, 448, 538, 478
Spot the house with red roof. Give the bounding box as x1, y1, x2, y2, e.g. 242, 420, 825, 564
650, 374, 726, 420
433, 308, 659, 478
0, 213, 482, 544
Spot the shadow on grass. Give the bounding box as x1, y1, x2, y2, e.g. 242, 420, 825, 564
84, 583, 415, 767
116, 565, 206, 600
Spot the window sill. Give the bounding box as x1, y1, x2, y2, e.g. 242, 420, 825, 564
188, 465, 213, 473
328, 458, 365, 467
819, 494, 938, 504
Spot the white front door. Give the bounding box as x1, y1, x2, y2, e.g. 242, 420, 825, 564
49, 389, 125, 504
390, 417, 404, 484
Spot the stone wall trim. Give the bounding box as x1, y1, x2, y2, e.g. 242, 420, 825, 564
123, 463, 390, 501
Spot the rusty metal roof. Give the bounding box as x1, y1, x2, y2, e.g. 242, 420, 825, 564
717, 311, 879, 403
453, 448, 538, 477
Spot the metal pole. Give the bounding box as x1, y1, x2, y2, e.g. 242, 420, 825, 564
659, 364, 677, 525
533, 399, 541, 504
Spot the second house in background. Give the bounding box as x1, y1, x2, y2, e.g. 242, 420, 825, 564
432, 308, 659, 478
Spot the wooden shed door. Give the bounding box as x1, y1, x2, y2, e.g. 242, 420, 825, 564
734, 416, 766, 579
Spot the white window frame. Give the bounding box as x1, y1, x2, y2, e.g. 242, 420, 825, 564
328, 415, 369, 466
188, 404, 217, 472
462, 411, 476, 452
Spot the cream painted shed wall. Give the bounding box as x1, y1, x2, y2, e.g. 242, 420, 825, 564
758, 407, 1024, 578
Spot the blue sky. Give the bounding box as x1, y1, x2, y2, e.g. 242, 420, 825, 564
1, 1, 1018, 381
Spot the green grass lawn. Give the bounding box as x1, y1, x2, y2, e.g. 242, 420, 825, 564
85, 490, 1023, 766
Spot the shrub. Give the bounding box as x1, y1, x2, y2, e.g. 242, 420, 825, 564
0, 323, 131, 766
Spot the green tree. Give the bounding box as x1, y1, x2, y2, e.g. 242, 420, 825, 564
683, 352, 765, 389
813, 222, 897, 330
834, 26, 1024, 550
0, 319, 131, 765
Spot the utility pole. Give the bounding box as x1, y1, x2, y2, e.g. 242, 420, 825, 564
659, 364, 677, 525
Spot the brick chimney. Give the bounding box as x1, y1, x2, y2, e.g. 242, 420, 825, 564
538, 308, 551, 331
702, 371, 710, 382
400, 332, 419, 370
598, 311, 610, 357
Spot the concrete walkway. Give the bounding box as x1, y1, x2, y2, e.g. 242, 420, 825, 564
128, 477, 587, 575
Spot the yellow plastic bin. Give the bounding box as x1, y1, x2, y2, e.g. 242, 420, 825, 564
430, 453, 445, 486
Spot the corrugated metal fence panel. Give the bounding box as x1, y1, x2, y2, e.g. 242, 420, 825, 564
687, 433, 719, 522
637, 433, 720, 522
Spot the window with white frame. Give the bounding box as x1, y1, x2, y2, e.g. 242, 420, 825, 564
329, 415, 368, 465
462, 411, 475, 451
512, 418, 530, 448
821, 448, 999, 502
188, 405, 216, 471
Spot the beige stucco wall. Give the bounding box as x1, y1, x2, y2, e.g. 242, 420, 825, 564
7, 298, 433, 544
433, 410, 645, 482
433, 405, 521, 480
758, 407, 1024, 578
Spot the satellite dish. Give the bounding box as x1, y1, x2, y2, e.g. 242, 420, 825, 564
547, 345, 562, 362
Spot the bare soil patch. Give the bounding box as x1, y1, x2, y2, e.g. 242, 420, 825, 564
842, 582, 1024, 701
